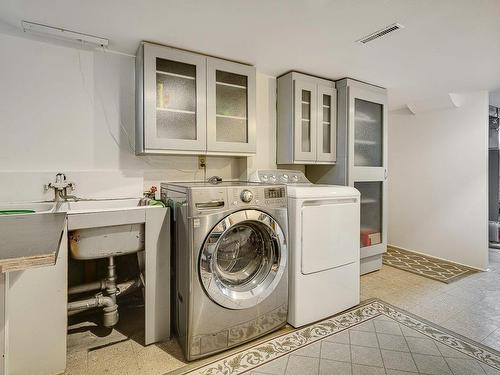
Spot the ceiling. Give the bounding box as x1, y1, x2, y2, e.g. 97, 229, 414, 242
1, 0, 499, 110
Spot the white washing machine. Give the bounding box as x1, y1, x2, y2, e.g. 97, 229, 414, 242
250, 170, 360, 328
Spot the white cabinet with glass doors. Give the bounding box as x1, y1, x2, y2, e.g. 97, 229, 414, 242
277, 72, 337, 164
136, 42, 256, 156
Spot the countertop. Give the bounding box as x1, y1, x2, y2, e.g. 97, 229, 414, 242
0, 212, 66, 272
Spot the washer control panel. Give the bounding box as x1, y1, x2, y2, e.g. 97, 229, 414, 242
227, 185, 287, 208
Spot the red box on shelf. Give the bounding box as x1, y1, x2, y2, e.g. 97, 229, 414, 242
360, 230, 381, 247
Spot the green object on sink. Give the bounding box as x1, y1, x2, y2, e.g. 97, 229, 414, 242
0, 210, 36, 215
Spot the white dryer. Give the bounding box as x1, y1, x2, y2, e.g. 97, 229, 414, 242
250, 170, 360, 327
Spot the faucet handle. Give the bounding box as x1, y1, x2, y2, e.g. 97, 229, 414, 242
47, 172, 72, 190
55, 173, 66, 183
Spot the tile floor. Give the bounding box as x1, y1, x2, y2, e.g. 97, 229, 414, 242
66, 250, 500, 374
248, 315, 500, 375
361, 250, 500, 348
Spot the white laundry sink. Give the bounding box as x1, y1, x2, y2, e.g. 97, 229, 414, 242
0, 202, 56, 215
59, 198, 144, 213
60, 198, 152, 260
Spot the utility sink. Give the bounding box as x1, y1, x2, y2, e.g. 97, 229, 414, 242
0, 202, 56, 215
58, 198, 144, 213
60, 198, 152, 260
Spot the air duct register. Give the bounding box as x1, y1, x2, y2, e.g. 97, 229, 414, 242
356, 23, 404, 44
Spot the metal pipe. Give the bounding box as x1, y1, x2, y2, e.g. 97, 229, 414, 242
68, 280, 106, 295
67, 294, 118, 327
67, 256, 120, 327
68, 294, 114, 311
117, 278, 143, 297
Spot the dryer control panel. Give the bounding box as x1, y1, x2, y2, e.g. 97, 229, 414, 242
249, 170, 311, 185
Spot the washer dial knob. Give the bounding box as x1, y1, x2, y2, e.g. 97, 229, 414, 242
240, 189, 254, 203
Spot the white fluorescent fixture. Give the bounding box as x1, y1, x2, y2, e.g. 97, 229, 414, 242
21, 21, 108, 47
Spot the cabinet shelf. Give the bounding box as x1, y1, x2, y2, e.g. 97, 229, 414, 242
156, 70, 195, 80
157, 107, 196, 115
216, 81, 246, 90
216, 114, 247, 120
360, 198, 377, 204
355, 139, 377, 145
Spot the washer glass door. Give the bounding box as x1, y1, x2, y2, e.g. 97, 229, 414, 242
199, 209, 287, 310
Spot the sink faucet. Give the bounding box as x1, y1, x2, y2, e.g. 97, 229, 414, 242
45, 173, 79, 201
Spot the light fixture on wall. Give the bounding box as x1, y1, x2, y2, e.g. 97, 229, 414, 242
21, 21, 109, 47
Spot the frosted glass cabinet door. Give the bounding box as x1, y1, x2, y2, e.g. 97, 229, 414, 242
294, 80, 317, 161
317, 85, 336, 162
207, 57, 256, 154
354, 182, 383, 249
143, 43, 206, 152
354, 99, 383, 167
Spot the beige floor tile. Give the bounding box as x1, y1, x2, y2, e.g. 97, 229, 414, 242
482, 328, 500, 352
65, 350, 87, 375
87, 340, 140, 375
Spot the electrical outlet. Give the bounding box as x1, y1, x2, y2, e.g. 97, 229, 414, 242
198, 155, 206, 169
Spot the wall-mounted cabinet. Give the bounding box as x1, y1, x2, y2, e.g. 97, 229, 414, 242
277, 72, 337, 164
136, 42, 256, 156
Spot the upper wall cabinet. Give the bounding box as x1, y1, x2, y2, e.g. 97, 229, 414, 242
207, 58, 256, 154
277, 72, 336, 164
136, 42, 256, 156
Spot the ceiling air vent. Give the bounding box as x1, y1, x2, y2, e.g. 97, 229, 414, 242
356, 23, 404, 44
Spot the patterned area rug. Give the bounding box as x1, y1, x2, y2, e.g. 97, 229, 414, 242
382, 246, 477, 283
185, 299, 500, 375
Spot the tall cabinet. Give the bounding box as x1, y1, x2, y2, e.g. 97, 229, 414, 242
308, 78, 388, 274
136, 42, 256, 156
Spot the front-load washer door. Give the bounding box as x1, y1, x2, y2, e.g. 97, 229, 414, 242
199, 209, 287, 310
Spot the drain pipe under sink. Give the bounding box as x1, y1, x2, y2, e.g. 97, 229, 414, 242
67, 256, 143, 328
68, 294, 118, 327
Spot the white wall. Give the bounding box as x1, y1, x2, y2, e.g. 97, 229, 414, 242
388, 92, 489, 269
0, 32, 277, 202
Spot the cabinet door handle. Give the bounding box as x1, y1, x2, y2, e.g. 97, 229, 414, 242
384, 169, 388, 180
